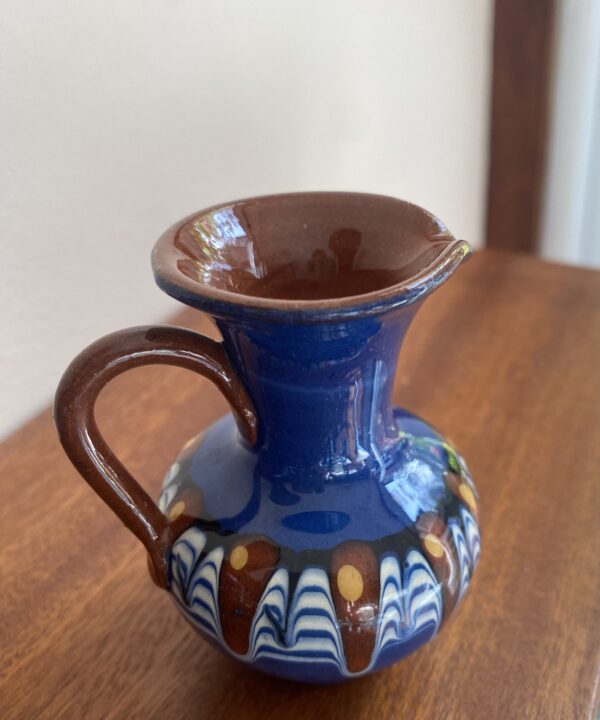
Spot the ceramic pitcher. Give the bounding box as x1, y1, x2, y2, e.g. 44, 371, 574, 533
54, 192, 480, 683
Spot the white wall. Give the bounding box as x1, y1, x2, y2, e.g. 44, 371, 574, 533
0, 0, 493, 438
540, 0, 600, 268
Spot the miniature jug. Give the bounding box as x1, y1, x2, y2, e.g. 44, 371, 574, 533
55, 192, 480, 683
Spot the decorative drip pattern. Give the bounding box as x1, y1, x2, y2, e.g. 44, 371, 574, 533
248, 568, 290, 660
170, 528, 223, 640
461, 507, 481, 566
158, 424, 481, 682
373, 550, 442, 660
167, 507, 480, 679
449, 519, 472, 599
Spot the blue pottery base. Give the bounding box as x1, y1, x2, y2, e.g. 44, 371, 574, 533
158, 408, 480, 683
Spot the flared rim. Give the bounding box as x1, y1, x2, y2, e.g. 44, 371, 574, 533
151, 191, 472, 322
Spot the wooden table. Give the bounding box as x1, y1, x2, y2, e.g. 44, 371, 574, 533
1, 251, 599, 719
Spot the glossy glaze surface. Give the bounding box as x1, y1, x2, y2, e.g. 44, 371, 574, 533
55, 192, 479, 684
152, 192, 471, 319
169, 194, 452, 299
160, 413, 479, 682
152, 193, 479, 681
54, 325, 258, 588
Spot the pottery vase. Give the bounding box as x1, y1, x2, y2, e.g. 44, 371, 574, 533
55, 192, 480, 683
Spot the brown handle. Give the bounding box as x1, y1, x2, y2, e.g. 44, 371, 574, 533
54, 325, 257, 589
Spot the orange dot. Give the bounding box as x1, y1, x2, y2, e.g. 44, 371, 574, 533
337, 564, 364, 602
459, 483, 477, 511
424, 533, 445, 558
169, 500, 186, 521
230, 545, 249, 571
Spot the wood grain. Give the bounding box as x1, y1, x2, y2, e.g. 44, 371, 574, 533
1, 251, 599, 719
486, 0, 556, 253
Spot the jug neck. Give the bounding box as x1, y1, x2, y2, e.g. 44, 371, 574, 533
217, 306, 418, 479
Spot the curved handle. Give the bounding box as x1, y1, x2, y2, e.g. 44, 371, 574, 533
54, 325, 258, 589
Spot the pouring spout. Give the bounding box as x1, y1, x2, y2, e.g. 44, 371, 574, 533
152, 192, 474, 323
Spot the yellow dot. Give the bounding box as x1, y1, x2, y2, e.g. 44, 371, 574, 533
230, 545, 249, 571
424, 533, 445, 558
169, 500, 186, 521
459, 483, 477, 510
337, 564, 364, 602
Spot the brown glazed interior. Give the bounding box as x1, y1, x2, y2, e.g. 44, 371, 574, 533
152, 192, 470, 310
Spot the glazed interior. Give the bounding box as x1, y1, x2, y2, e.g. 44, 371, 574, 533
161, 193, 462, 302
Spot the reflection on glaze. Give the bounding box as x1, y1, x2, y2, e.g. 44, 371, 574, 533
150, 193, 479, 683
167, 519, 478, 682
169, 194, 464, 302
161, 432, 480, 683
55, 193, 479, 686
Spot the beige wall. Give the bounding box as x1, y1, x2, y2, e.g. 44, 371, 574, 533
0, 0, 493, 437
540, 0, 600, 268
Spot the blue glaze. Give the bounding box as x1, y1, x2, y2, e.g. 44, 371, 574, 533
165, 521, 462, 683
179, 305, 438, 550
183, 408, 449, 551
151, 193, 480, 683
158, 295, 481, 683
